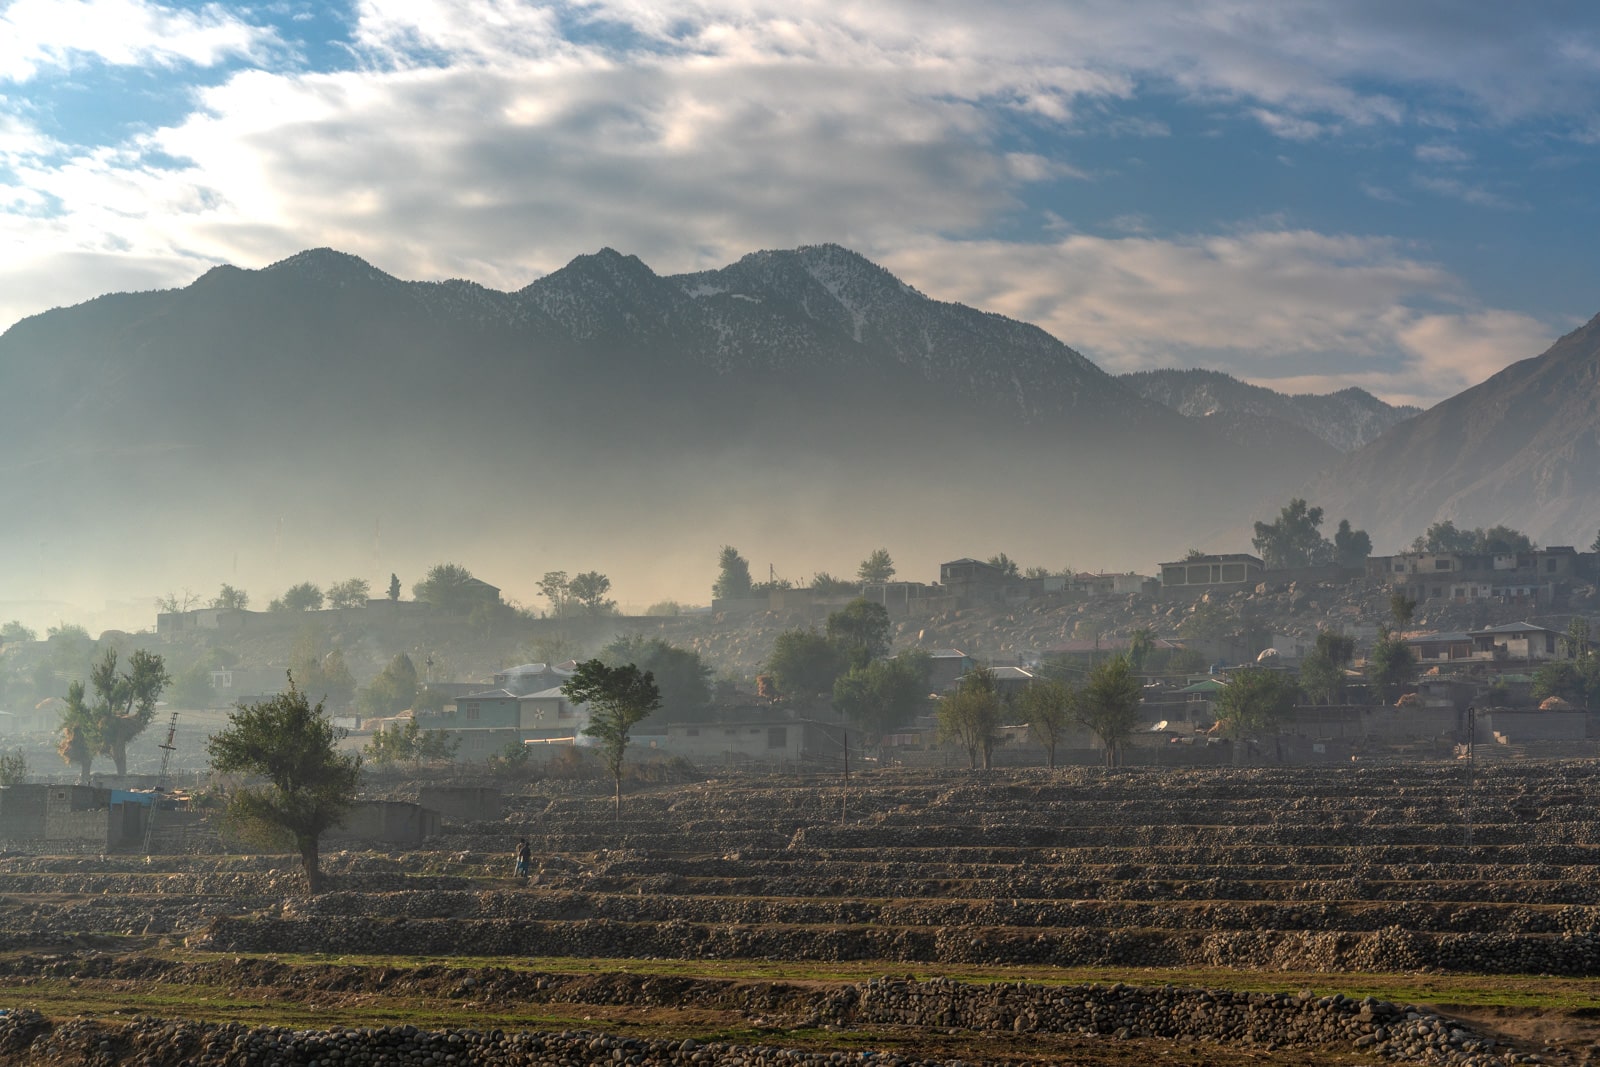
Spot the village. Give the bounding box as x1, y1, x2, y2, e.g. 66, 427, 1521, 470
2, 510, 1598, 861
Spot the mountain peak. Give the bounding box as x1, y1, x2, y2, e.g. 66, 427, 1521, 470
262, 248, 396, 287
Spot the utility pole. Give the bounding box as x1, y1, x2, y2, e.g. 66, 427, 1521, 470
142, 710, 180, 855
1463, 705, 1477, 848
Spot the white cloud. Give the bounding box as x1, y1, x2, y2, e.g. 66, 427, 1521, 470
877, 230, 1554, 405
1412, 174, 1523, 210
0, 0, 275, 82
1414, 141, 1470, 164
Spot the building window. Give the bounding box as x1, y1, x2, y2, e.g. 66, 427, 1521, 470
686, 727, 699, 736
464, 703, 480, 721
768, 727, 788, 749
1434, 559, 1452, 570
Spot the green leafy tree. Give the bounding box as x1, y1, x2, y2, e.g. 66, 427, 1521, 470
326, 578, 370, 609
568, 571, 616, 615
364, 717, 460, 768
1532, 660, 1589, 706
985, 553, 1020, 578
857, 548, 896, 583
72, 648, 171, 776
937, 666, 1003, 770
1367, 627, 1416, 704
206, 681, 362, 894
600, 635, 712, 725
1018, 679, 1075, 769
766, 629, 846, 702
1479, 525, 1533, 554
713, 546, 753, 600
289, 630, 356, 710
212, 584, 250, 610
1299, 630, 1355, 704
57, 681, 99, 783
809, 573, 859, 596
169, 661, 216, 709
644, 600, 683, 616
538, 571, 571, 616
1389, 591, 1418, 628
1564, 617, 1591, 659
561, 660, 662, 818
1251, 498, 1333, 569
1, 621, 36, 644
1214, 667, 1297, 739
1333, 519, 1373, 568
273, 582, 324, 612
1077, 655, 1143, 768
831, 652, 931, 740
387, 573, 401, 601
358, 653, 420, 717
1127, 628, 1156, 673
825, 597, 892, 670
0, 748, 25, 786
413, 563, 486, 612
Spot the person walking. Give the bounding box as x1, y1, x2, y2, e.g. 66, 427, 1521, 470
514, 837, 531, 878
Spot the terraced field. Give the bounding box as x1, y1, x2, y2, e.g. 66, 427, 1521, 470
3, 762, 1600, 1065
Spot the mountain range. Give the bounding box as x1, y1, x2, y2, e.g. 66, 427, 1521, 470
0, 242, 1588, 621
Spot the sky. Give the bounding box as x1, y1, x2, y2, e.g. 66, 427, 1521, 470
3, 0, 1599, 407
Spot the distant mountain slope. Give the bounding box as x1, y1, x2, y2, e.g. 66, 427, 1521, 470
1120, 368, 1419, 452
0, 244, 1331, 617
1305, 313, 1600, 551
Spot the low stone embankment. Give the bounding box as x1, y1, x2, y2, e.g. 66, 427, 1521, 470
190, 912, 1600, 976
0, 974, 1518, 1066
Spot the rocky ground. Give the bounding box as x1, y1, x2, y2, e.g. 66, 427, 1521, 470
4, 763, 1600, 1064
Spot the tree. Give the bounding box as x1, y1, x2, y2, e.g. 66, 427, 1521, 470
766, 629, 846, 702
69, 648, 170, 776
568, 571, 616, 615
937, 666, 1003, 770
1127, 628, 1156, 674
358, 653, 419, 717
169, 661, 216, 709
826, 598, 891, 670
326, 578, 370, 609
1333, 519, 1373, 568
1214, 667, 1297, 739
985, 553, 1020, 578
1018, 679, 1075, 769
857, 549, 896, 583
713, 546, 753, 600
413, 563, 483, 612
274, 583, 324, 612
206, 681, 362, 894
832, 652, 931, 740
212, 584, 250, 610
0, 621, 36, 644
364, 717, 459, 769
538, 571, 571, 615
0, 748, 25, 786
809, 573, 859, 596
289, 630, 356, 710
1367, 627, 1416, 704
1566, 617, 1592, 659
1532, 660, 1590, 706
1299, 630, 1355, 705
561, 660, 661, 819
387, 574, 401, 601
600, 635, 712, 724
57, 681, 99, 784
1389, 591, 1418, 628
645, 600, 683, 616
1251, 498, 1333, 569
1077, 655, 1142, 768
155, 589, 201, 613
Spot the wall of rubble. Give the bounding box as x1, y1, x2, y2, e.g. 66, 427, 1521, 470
0, 975, 1512, 1066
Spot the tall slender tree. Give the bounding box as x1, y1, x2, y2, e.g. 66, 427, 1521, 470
562, 660, 661, 819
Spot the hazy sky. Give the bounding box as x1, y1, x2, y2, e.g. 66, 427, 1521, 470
4, 0, 1598, 406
